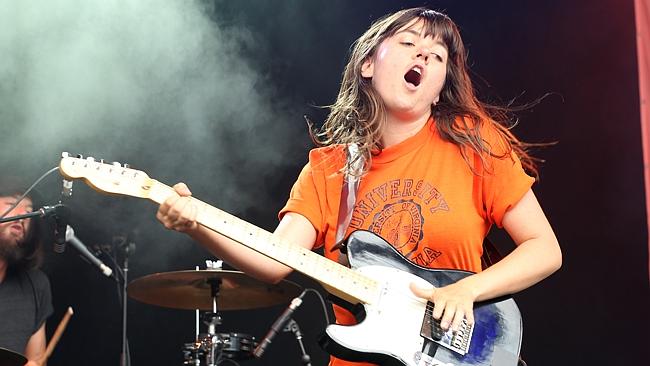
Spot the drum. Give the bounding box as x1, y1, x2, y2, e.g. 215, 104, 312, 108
182, 333, 257, 365
182, 341, 203, 366
218, 333, 257, 359
0, 348, 27, 366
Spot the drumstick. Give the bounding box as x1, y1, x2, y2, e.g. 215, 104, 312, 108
43, 306, 74, 360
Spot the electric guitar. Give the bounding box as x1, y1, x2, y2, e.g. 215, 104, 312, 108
59, 155, 522, 366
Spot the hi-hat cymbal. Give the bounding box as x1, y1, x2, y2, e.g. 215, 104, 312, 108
0, 347, 27, 366
127, 269, 302, 311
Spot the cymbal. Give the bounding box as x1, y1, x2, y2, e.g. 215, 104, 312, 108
127, 269, 302, 311
0, 347, 27, 366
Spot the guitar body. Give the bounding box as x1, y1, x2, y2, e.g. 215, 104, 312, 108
320, 230, 522, 366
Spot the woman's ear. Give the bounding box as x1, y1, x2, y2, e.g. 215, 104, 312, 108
361, 57, 374, 78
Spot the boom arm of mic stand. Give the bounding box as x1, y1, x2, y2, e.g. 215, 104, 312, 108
0, 205, 60, 223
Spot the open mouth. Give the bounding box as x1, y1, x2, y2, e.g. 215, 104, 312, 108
404, 67, 422, 87
9, 224, 23, 235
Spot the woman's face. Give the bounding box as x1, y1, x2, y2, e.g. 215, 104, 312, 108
362, 19, 448, 123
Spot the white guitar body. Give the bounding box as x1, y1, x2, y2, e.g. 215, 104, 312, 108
325, 266, 445, 366
320, 230, 522, 366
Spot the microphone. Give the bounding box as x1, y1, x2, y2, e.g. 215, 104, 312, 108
53, 178, 73, 253
53, 204, 71, 254
61, 178, 73, 198
253, 292, 306, 358
37, 204, 63, 218
65, 225, 113, 278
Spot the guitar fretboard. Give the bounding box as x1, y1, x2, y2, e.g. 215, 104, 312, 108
147, 180, 378, 305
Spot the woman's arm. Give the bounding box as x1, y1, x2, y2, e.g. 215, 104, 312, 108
157, 183, 317, 284
465, 189, 562, 299
412, 189, 562, 331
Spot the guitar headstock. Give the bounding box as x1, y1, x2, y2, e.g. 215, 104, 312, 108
59, 153, 154, 199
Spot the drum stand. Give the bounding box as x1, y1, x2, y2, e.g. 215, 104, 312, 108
203, 277, 225, 366
284, 319, 312, 366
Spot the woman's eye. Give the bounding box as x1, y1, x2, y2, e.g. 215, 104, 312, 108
432, 53, 444, 62
401, 42, 415, 46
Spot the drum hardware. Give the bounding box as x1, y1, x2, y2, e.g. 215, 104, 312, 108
284, 319, 312, 366
182, 271, 229, 366
0, 347, 27, 366
128, 266, 299, 365
184, 273, 259, 366
254, 290, 312, 365
127, 269, 302, 311
184, 332, 258, 365
254, 292, 305, 358
204, 277, 224, 366
117, 233, 136, 366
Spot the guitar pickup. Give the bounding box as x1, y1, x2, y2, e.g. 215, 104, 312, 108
420, 302, 474, 355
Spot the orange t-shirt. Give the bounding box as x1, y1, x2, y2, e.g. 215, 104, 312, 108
279, 117, 534, 366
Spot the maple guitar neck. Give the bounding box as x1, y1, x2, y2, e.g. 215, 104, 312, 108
144, 179, 378, 305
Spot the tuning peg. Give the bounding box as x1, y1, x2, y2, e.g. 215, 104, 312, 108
123, 163, 130, 169
100, 159, 105, 164
61, 152, 70, 158
76, 154, 84, 159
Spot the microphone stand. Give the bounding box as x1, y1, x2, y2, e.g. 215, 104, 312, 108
1, 206, 68, 251
118, 238, 135, 366
0, 205, 62, 223
284, 319, 311, 366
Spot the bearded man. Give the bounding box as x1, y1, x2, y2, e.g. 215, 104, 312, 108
0, 179, 52, 366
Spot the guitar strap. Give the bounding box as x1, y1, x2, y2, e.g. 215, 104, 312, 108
480, 237, 504, 270
334, 144, 363, 265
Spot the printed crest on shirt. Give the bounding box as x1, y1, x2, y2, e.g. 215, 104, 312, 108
349, 178, 449, 263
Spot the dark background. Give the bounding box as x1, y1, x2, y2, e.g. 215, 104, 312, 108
2, 0, 648, 365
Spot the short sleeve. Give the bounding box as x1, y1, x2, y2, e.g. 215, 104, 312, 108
29, 270, 53, 331
480, 126, 535, 227
279, 162, 327, 245
279, 146, 346, 249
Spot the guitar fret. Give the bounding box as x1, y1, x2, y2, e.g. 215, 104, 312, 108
184, 192, 379, 303
212, 206, 376, 302
61, 167, 378, 305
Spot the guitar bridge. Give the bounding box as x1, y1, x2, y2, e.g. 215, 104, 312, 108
420, 302, 474, 355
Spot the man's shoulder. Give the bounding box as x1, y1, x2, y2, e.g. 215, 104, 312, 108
23, 269, 51, 289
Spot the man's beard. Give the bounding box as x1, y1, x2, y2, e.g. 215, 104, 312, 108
0, 237, 25, 266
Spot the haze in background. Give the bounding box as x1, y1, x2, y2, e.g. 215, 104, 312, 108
0, 0, 316, 268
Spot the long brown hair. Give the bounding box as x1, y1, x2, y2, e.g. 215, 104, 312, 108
0, 177, 44, 272
309, 7, 540, 178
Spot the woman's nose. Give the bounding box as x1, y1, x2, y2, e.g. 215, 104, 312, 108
416, 50, 430, 64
